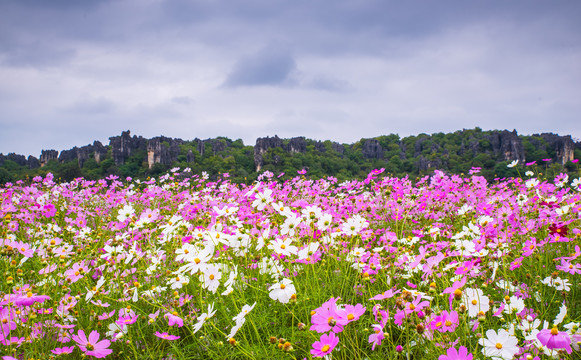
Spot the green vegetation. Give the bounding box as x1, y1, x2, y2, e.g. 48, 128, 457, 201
1, 129, 579, 184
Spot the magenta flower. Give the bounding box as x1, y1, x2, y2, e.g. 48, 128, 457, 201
404, 295, 429, 315
369, 289, 401, 301
438, 346, 473, 360
341, 304, 366, 323
98, 310, 115, 321
310, 298, 348, 333
116, 314, 139, 326
536, 327, 572, 354
51, 346, 75, 355
443, 277, 467, 308
14, 294, 50, 306
155, 331, 180, 340
310, 332, 339, 358
430, 310, 459, 333
14, 241, 33, 257
72, 330, 112, 358
164, 312, 184, 327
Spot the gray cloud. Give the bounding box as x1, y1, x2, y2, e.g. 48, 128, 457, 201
223, 43, 298, 87
0, 0, 580, 157
63, 97, 116, 114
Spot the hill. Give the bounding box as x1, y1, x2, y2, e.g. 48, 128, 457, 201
0, 128, 579, 183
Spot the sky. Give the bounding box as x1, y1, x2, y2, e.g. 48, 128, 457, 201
1, 0, 580, 157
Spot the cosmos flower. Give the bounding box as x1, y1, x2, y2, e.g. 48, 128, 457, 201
478, 329, 519, 360
72, 330, 112, 358
155, 332, 180, 340
268, 278, 296, 304
438, 346, 473, 360
536, 326, 572, 354
310, 332, 339, 358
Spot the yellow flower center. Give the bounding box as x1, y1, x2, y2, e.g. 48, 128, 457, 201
280, 284, 286, 289
471, 299, 478, 305
209, 274, 215, 280
194, 258, 201, 264
321, 345, 330, 352
551, 327, 559, 335
347, 314, 354, 321
445, 320, 452, 326
495, 343, 503, 349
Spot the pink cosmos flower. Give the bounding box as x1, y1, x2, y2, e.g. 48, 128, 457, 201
310, 298, 348, 333
310, 332, 339, 358
164, 312, 184, 327
0, 307, 17, 339
341, 304, 366, 323
155, 331, 180, 340
72, 330, 112, 358
430, 310, 459, 333
98, 310, 115, 321
369, 289, 401, 301
13, 294, 50, 306
443, 277, 467, 309
14, 241, 34, 257
536, 327, 572, 354
116, 314, 139, 326
51, 346, 74, 355
404, 295, 429, 315
368, 308, 388, 350
438, 346, 473, 360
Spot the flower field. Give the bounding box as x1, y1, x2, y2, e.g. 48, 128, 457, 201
1, 168, 580, 359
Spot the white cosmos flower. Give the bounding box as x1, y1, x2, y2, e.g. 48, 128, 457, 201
478, 329, 519, 360
167, 273, 189, 289
526, 178, 540, 188
268, 278, 296, 304
85, 277, 106, 302
542, 276, 571, 291
503, 296, 525, 314
116, 204, 135, 222
462, 288, 490, 318
297, 242, 320, 261
507, 160, 518, 168
268, 238, 298, 257
200, 264, 222, 293
193, 303, 216, 333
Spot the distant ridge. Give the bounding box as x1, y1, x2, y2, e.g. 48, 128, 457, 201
1, 128, 579, 183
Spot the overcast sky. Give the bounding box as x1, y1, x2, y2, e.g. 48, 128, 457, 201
1, 0, 580, 157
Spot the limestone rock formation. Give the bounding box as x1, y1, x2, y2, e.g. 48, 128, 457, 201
535, 133, 576, 165
40, 150, 59, 167
27, 156, 40, 169
362, 139, 383, 159
254, 136, 284, 171
331, 142, 345, 155
146, 137, 183, 169
484, 130, 525, 163
286, 137, 307, 154
109, 130, 147, 165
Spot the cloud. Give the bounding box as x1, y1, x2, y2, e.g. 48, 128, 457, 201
223, 43, 298, 87
171, 96, 194, 105
63, 97, 116, 114
305, 75, 352, 92
1, 0, 581, 157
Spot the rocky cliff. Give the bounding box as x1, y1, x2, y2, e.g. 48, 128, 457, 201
146, 137, 183, 169
2, 129, 580, 176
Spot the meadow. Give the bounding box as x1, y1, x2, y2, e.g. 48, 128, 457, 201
1, 166, 580, 359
